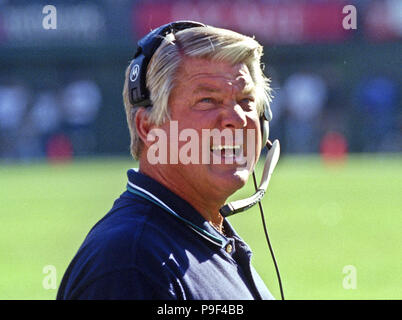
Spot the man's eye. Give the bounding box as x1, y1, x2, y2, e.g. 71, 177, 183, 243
240, 97, 254, 104
239, 98, 256, 110
200, 97, 215, 104
193, 97, 219, 110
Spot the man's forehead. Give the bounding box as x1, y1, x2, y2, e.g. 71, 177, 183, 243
178, 57, 255, 91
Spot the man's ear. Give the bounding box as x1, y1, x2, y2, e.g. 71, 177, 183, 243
134, 107, 154, 148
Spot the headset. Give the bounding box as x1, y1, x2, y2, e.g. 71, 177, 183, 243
128, 21, 284, 300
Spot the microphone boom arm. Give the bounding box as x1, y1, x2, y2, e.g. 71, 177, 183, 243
220, 139, 280, 217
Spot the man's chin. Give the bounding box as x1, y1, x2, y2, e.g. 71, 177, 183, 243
208, 165, 250, 194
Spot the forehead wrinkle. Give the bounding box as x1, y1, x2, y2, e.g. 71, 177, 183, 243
192, 79, 255, 98
176, 58, 256, 97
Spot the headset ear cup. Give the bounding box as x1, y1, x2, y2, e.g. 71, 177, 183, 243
129, 20, 207, 107
128, 55, 150, 106
260, 118, 269, 148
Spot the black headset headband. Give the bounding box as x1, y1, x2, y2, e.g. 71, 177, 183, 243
128, 21, 206, 107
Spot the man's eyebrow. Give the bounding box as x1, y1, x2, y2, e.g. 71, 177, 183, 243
192, 85, 256, 96
192, 85, 222, 95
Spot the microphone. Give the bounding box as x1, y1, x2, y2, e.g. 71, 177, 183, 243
219, 139, 280, 217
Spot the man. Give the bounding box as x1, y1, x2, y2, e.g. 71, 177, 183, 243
57, 21, 275, 300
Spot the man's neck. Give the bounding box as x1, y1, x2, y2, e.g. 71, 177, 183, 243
139, 162, 225, 230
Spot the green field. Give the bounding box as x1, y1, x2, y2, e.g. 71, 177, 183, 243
1, 154, 401, 300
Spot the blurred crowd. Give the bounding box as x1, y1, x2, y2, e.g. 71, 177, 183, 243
269, 69, 401, 155
0, 0, 400, 161
0, 79, 102, 161
0, 68, 399, 162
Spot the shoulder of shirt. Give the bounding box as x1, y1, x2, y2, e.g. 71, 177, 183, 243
78, 192, 185, 267
58, 193, 187, 299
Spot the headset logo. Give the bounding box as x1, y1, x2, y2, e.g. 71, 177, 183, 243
130, 64, 140, 82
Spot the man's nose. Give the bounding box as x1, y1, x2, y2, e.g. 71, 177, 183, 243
220, 103, 247, 129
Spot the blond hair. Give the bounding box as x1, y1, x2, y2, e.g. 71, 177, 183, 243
123, 26, 272, 159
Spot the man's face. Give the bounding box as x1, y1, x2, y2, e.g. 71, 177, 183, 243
157, 57, 262, 201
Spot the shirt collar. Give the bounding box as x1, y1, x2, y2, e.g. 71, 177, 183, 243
126, 168, 231, 248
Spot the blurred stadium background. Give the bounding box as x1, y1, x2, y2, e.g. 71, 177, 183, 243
0, 0, 400, 300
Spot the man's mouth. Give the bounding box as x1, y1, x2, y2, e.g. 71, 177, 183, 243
210, 145, 245, 164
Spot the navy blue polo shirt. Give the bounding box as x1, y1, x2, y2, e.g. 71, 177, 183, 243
57, 169, 274, 300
